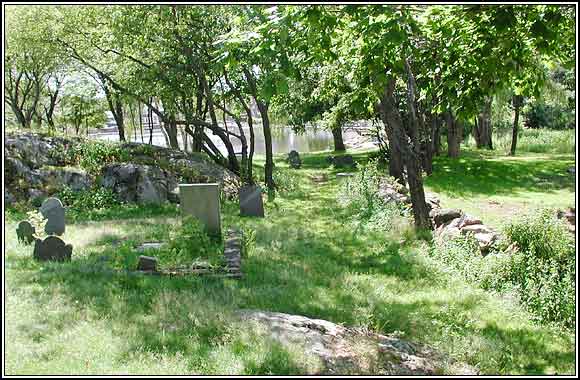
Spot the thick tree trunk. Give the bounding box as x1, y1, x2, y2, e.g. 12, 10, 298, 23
510, 95, 523, 156
378, 94, 405, 185
331, 126, 346, 151
475, 97, 493, 149
445, 112, 460, 158
163, 116, 180, 149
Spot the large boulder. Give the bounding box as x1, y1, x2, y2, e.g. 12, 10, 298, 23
238, 310, 476, 375
38, 167, 93, 191
100, 163, 177, 205
430, 208, 463, 227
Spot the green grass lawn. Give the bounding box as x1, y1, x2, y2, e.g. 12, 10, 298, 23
4, 149, 576, 375
424, 149, 575, 229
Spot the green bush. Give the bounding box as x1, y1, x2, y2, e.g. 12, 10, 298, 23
430, 208, 575, 327
524, 103, 574, 130
503, 209, 575, 326
58, 186, 121, 212
271, 168, 301, 195
50, 140, 128, 175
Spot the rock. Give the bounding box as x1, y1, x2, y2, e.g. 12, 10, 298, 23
237, 310, 476, 375
28, 189, 47, 206
460, 224, 492, 235
137, 255, 158, 271
430, 208, 462, 227
286, 150, 302, 169
424, 192, 441, 211
473, 232, 499, 255
33, 236, 72, 262
39, 197, 66, 236
168, 186, 180, 203
38, 167, 92, 191
100, 163, 172, 205
327, 155, 357, 169
457, 214, 482, 228
16, 221, 36, 245
377, 181, 410, 205
136, 242, 166, 252
239, 184, 265, 218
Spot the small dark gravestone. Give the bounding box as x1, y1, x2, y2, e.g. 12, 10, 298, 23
328, 155, 357, 169
239, 185, 265, 217
33, 236, 72, 262
286, 150, 302, 169
137, 255, 158, 272
39, 197, 66, 236
16, 221, 36, 245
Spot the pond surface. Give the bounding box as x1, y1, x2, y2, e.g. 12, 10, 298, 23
89, 121, 377, 155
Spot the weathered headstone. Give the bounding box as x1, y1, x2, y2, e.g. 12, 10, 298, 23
179, 183, 221, 235
33, 236, 72, 262
327, 155, 357, 169
137, 255, 158, 271
39, 197, 65, 236
286, 150, 302, 169
239, 185, 264, 217
224, 228, 242, 277
16, 221, 36, 245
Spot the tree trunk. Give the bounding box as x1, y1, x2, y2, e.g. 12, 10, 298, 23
331, 126, 346, 151
475, 97, 493, 149
257, 101, 275, 197
431, 114, 441, 156
445, 112, 460, 158
378, 91, 405, 185
510, 95, 523, 156
403, 60, 433, 230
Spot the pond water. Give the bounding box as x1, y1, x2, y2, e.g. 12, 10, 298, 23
89, 121, 377, 155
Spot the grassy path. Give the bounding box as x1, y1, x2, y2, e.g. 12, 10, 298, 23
4, 151, 575, 375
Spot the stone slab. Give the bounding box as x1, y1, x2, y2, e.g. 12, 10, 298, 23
179, 183, 221, 236
239, 185, 265, 217
39, 197, 65, 236
33, 235, 72, 262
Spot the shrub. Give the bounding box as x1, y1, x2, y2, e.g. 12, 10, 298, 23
503, 209, 575, 326
58, 186, 121, 212
430, 208, 575, 327
50, 140, 128, 175
271, 168, 301, 195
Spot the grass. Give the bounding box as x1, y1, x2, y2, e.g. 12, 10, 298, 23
424, 148, 575, 229
4, 147, 576, 375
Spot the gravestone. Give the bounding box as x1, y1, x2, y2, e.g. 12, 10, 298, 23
286, 150, 302, 169
179, 183, 221, 235
39, 197, 65, 236
137, 255, 158, 271
327, 155, 357, 169
33, 236, 72, 262
16, 221, 36, 245
239, 185, 264, 217
136, 242, 166, 252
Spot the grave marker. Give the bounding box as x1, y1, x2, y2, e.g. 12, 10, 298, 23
33, 236, 72, 262
16, 221, 36, 245
39, 197, 65, 236
239, 185, 264, 217
179, 183, 221, 235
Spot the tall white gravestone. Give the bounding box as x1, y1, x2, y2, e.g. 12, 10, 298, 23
179, 183, 221, 236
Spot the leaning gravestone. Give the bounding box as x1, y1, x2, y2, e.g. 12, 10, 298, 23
179, 183, 221, 235
137, 255, 158, 272
33, 235, 72, 262
39, 197, 66, 236
239, 185, 264, 217
16, 221, 36, 245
